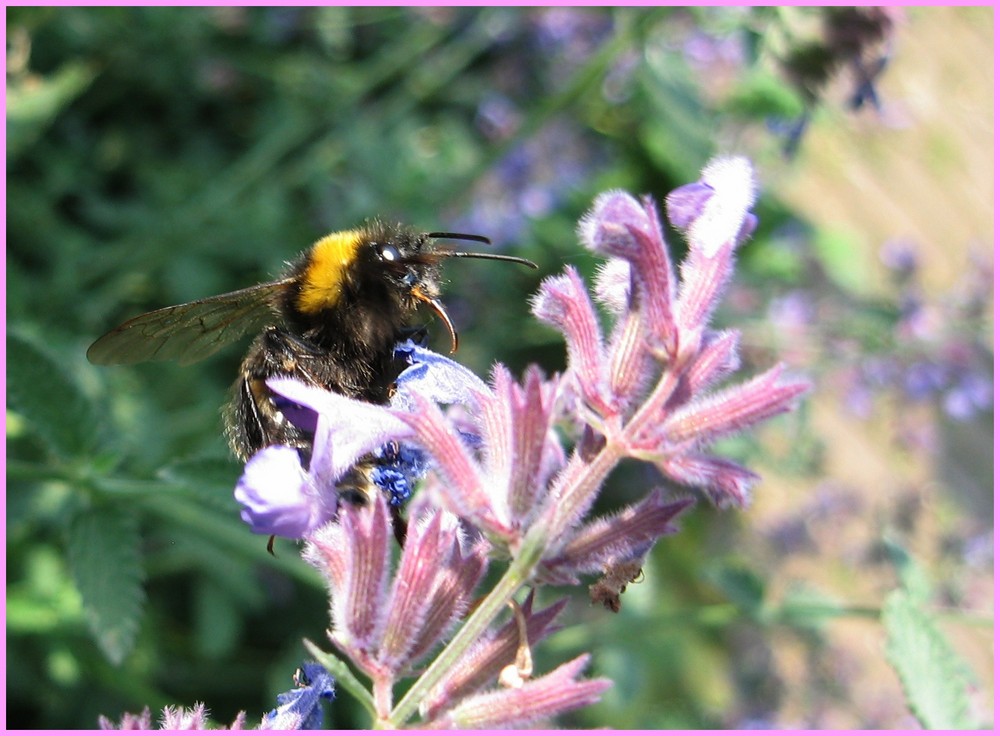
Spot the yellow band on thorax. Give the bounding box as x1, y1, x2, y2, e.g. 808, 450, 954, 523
297, 229, 365, 314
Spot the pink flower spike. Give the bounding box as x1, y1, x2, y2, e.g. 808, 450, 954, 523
421, 594, 567, 720
531, 267, 608, 412
578, 189, 656, 252
404, 530, 489, 672
671, 329, 741, 405
677, 156, 757, 258
675, 240, 736, 359
593, 257, 632, 315
665, 363, 810, 445
606, 310, 656, 409
99, 707, 153, 730
541, 490, 692, 583
396, 394, 508, 536
579, 191, 679, 348
303, 498, 392, 654
658, 454, 761, 508
670, 156, 757, 357
378, 511, 453, 673
428, 654, 610, 729
482, 365, 559, 522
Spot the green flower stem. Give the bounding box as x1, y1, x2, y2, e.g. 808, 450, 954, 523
385, 525, 548, 728
626, 355, 686, 437
555, 442, 627, 533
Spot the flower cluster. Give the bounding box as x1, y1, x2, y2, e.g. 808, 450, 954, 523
102, 155, 808, 729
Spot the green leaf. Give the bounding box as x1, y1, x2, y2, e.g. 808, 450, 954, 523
67, 507, 146, 665
813, 227, 876, 296
194, 576, 241, 659
157, 456, 241, 512
7, 61, 98, 159
723, 69, 805, 119
883, 590, 977, 729
7, 333, 97, 458
883, 536, 933, 603
704, 561, 766, 617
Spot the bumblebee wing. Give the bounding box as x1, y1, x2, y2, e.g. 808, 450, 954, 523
87, 278, 295, 366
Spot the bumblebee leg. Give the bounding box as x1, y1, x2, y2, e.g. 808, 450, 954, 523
390, 505, 408, 547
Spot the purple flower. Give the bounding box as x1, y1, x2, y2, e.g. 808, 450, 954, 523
425, 654, 611, 729
234, 445, 340, 538
421, 592, 567, 717
99, 703, 246, 730
532, 156, 807, 514
303, 495, 488, 718
260, 662, 335, 730
233, 340, 484, 539
540, 490, 693, 584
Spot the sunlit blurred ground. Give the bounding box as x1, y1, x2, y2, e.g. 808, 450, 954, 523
745, 6, 992, 728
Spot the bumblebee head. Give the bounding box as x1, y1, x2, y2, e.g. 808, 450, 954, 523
294, 222, 536, 352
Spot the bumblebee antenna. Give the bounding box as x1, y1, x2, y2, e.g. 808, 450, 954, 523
414, 232, 538, 352
427, 231, 492, 245
445, 251, 537, 268
428, 231, 538, 269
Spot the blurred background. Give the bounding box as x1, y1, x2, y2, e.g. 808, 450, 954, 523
6, 6, 993, 729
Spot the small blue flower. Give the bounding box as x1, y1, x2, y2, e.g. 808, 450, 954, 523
369, 442, 430, 507
261, 662, 335, 730
392, 340, 489, 411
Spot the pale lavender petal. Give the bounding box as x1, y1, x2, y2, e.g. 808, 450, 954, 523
268, 377, 413, 480
682, 155, 757, 258
393, 341, 490, 411
666, 180, 714, 232
234, 446, 338, 538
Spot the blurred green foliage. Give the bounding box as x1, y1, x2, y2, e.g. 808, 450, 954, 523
7, 6, 990, 730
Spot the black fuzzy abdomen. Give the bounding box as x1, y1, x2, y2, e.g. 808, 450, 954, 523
225, 324, 404, 461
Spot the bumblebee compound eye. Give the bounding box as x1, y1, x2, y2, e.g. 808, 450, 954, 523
379, 244, 403, 262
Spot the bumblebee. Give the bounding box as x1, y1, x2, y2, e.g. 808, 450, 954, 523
88, 221, 536, 469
